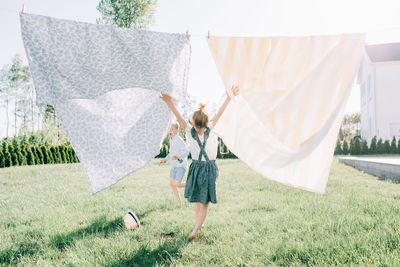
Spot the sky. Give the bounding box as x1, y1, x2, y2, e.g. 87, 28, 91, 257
1, 0, 400, 137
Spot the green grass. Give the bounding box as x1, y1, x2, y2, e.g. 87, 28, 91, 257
0, 158, 399, 266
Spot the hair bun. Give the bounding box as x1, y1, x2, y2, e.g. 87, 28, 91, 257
198, 103, 206, 112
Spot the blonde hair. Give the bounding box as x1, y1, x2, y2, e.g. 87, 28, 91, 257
171, 123, 179, 130
192, 104, 208, 129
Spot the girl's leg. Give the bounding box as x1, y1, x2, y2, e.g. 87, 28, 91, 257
188, 203, 209, 239
170, 178, 181, 202
194, 202, 200, 219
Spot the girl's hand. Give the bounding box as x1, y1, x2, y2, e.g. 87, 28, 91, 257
160, 93, 172, 103
172, 156, 178, 160
226, 85, 239, 99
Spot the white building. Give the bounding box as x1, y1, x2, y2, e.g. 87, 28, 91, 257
359, 43, 400, 142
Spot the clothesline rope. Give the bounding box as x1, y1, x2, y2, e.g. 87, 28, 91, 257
1, 7, 400, 37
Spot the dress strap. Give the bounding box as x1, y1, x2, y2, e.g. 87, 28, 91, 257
191, 127, 210, 162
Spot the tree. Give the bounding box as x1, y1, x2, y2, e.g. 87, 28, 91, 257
26, 146, 35, 165
0, 65, 11, 137
353, 138, 361, 155
97, 0, 157, 29
8, 55, 33, 136
369, 136, 377, 154
398, 139, 400, 154
340, 112, 361, 141
0, 151, 5, 168
361, 140, 369, 155
40, 146, 49, 164
390, 137, 397, 154
334, 139, 342, 155
383, 140, 390, 154
12, 138, 25, 165
377, 138, 384, 154
342, 140, 349, 155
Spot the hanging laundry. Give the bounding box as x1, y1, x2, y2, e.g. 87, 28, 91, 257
208, 34, 365, 194
20, 13, 191, 193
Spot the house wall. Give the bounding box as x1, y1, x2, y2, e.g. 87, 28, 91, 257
374, 61, 400, 141
360, 61, 376, 142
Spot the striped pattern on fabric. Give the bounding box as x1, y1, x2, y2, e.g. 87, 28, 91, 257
208, 34, 365, 194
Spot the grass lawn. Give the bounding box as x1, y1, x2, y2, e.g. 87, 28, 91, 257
0, 158, 399, 266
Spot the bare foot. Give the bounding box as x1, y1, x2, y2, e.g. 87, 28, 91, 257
188, 230, 198, 240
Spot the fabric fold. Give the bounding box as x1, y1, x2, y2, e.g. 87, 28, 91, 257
20, 13, 191, 193
208, 34, 365, 194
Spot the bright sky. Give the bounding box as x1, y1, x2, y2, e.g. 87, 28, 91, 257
1, 0, 400, 137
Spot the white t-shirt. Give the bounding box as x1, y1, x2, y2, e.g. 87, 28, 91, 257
185, 125, 218, 161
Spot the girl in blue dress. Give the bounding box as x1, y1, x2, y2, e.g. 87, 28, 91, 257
161, 85, 239, 239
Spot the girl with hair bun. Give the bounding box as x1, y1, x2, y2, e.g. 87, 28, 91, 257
161, 85, 239, 239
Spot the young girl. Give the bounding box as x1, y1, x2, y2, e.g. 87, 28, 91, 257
160, 85, 239, 239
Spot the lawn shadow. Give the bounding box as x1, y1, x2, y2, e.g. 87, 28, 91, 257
50, 216, 123, 251
108, 238, 187, 266
0, 215, 124, 265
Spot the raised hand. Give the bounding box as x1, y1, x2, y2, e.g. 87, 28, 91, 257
226, 85, 240, 98
231, 85, 239, 96
160, 93, 172, 102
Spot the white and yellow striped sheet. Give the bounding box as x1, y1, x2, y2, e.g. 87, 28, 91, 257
208, 34, 365, 194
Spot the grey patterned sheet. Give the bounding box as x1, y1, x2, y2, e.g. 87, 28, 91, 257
20, 13, 191, 193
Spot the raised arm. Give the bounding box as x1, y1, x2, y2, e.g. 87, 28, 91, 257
212, 85, 239, 127
160, 94, 188, 131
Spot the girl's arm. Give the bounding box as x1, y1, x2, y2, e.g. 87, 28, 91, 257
212, 85, 239, 127
160, 94, 188, 131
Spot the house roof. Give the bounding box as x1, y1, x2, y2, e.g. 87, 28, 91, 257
365, 43, 400, 62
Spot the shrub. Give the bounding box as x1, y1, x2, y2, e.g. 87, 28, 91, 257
361, 141, 369, 155
50, 147, 59, 164
0, 151, 5, 168
369, 136, 377, 154
35, 146, 44, 165
398, 139, 400, 154
342, 140, 349, 155
334, 139, 342, 155
390, 137, 397, 154
26, 147, 35, 165
377, 138, 384, 154
58, 146, 67, 163
353, 138, 361, 155
40, 146, 48, 164
383, 140, 390, 154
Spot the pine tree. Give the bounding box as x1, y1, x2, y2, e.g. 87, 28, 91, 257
26, 146, 35, 165
398, 139, 400, 154
59, 146, 67, 163
334, 139, 342, 155
19, 142, 28, 166
377, 138, 384, 154
2, 142, 12, 167
0, 151, 5, 168
8, 143, 18, 166
12, 138, 23, 165
50, 146, 61, 164
31, 146, 39, 164
40, 146, 48, 164
63, 146, 71, 163
369, 136, 377, 154
361, 140, 369, 155
390, 137, 397, 154
349, 139, 354, 155
35, 146, 44, 164
383, 140, 390, 154
47, 146, 54, 164
342, 140, 349, 155
68, 148, 75, 163
354, 138, 361, 155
